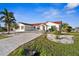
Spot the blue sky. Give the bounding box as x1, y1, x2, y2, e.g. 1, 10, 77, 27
0, 3, 79, 28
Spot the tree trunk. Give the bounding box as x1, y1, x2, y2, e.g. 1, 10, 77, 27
59, 21, 62, 34
7, 24, 10, 34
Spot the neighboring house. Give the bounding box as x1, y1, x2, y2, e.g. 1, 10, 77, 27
32, 21, 62, 31
15, 22, 34, 32
15, 21, 62, 32
74, 27, 79, 32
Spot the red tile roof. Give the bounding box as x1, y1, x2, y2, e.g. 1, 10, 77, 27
32, 21, 62, 26
52, 21, 62, 24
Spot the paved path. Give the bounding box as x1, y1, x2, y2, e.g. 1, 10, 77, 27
0, 32, 42, 56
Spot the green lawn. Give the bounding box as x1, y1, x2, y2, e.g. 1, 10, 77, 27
9, 32, 79, 56
0, 34, 8, 39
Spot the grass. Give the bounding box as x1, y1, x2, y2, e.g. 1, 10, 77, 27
9, 48, 25, 56
9, 32, 79, 56
0, 34, 8, 39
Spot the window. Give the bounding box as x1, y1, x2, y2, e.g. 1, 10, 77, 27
34, 26, 36, 29
37, 27, 40, 30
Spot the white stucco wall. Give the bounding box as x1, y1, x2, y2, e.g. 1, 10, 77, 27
39, 24, 47, 31
46, 22, 60, 31
34, 22, 60, 31
15, 23, 25, 32
39, 25, 43, 30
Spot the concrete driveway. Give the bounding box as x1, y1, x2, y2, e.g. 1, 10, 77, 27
0, 32, 42, 56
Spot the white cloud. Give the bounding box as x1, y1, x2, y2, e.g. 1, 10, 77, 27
65, 3, 79, 9
41, 9, 62, 19
66, 10, 76, 14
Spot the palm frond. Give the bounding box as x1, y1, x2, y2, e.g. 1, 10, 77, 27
0, 16, 5, 21
4, 8, 8, 14
0, 11, 6, 15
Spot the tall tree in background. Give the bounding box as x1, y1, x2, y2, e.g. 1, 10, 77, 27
0, 8, 16, 33
59, 21, 62, 34
62, 23, 72, 32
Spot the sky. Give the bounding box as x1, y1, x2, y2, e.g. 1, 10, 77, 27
0, 3, 79, 28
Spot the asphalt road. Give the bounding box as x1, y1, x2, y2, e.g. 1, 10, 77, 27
0, 32, 41, 56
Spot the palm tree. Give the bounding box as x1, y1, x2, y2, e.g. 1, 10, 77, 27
0, 8, 16, 34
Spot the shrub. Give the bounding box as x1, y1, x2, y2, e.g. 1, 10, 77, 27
53, 30, 61, 35
9, 48, 25, 56
0, 27, 7, 32
49, 26, 57, 32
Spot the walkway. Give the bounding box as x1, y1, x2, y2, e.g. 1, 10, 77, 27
0, 32, 42, 56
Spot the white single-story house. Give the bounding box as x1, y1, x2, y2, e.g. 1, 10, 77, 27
32, 21, 62, 31
15, 22, 34, 32
74, 27, 79, 32
15, 21, 62, 32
